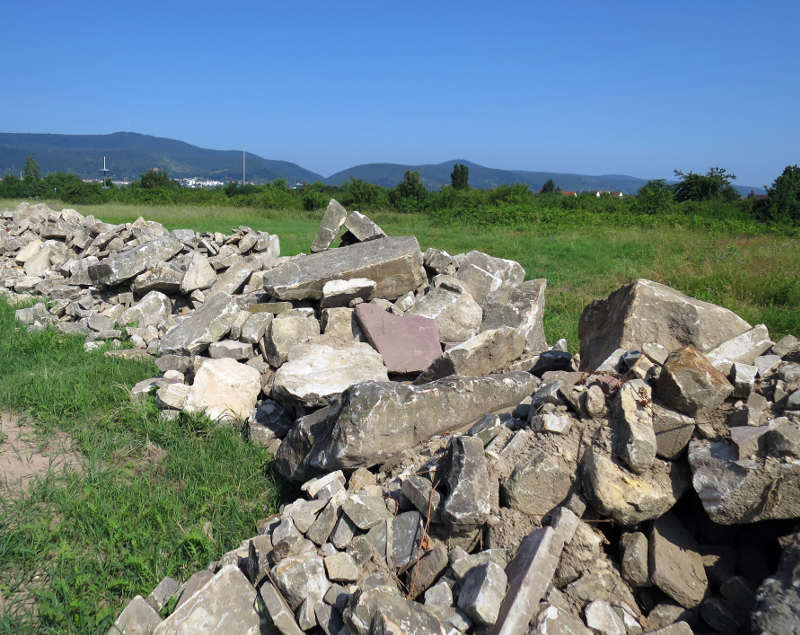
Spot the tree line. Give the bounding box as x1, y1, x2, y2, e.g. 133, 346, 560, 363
2, 158, 798, 227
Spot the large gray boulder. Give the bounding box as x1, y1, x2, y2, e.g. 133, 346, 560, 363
88, 236, 183, 287
278, 372, 539, 480
578, 279, 751, 371
158, 293, 240, 356
264, 236, 425, 301
687, 439, 800, 524
272, 340, 389, 407
481, 279, 547, 353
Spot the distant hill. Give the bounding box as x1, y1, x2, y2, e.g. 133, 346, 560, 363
326, 160, 654, 194
0, 132, 323, 184
326, 160, 763, 196
0, 132, 764, 195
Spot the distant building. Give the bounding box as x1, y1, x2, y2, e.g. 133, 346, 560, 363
561, 190, 578, 197
585, 190, 625, 197
177, 177, 225, 188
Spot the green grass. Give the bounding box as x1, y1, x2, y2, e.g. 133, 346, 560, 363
10, 199, 795, 345
0, 299, 280, 633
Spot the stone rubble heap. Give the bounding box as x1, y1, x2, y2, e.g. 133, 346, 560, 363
2, 199, 800, 634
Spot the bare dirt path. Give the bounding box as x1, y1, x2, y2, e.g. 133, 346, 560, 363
0, 411, 81, 492
0, 411, 82, 619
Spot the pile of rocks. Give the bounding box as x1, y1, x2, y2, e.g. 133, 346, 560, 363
2, 200, 799, 634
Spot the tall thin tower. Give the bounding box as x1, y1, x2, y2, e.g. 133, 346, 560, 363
99, 156, 111, 188
242, 149, 246, 186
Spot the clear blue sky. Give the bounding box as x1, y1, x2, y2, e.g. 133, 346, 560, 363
2, 0, 797, 186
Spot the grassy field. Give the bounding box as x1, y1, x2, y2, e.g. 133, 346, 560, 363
0, 198, 797, 631
0, 299, 282, 632
9, 199, 796, 344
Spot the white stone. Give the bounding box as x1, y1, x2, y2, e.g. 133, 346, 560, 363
272, 341, 388, 407
184, 358, 261, 422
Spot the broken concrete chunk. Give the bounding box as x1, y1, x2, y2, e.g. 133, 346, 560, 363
416, 327, 524, 383
152, 565, 261, 634
89, 236, 183, 288
159, 292, 240, 356
656, 346, 734, 416
457, 561, 507, 626
183, 358, 261, 422
266, 311, 321, 367
343, 211, 385, 243
320, 278, 376, 309
581, 447, 687, 526
501, 452, 573, 517
441, 436, 491, 527
272, 340, 388, 407
649, 514, 708, 608
481, 279, 547, 353
110, 594, 163, 635
406, 285, 483, 343
579, 279, 751, 372
311, 199, 348, 252
265, 236, 426, 301
688, 438, 800, 523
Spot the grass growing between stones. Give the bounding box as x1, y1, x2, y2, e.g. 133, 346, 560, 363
0, 299, 280, 633
12, 199, 797, 346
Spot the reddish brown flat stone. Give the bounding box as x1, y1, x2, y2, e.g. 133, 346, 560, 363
355, 303, 441, 373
